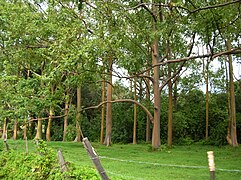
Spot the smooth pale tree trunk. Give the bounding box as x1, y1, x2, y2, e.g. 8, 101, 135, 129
173, 81, 178, 111
167, 65, 173, 147
2, 118, 7, 139
204, 59, 210, 140
133, 78, 137, 144
146, 69, 151, 143
63, 93, 69, 141
226, 41, 238, 147
46, 86, 55, 141
100, 80, 105, 144
13, 119, 18, 140
104, 58, 113, 146
130, 77, 133, 97
35, 118, 42, 139
75, 86, 82, 142
24, 123, 27, 140
167, 40, 173, 147
151, 3, 161, 149
46, 107, 54, 141
225, 60, 232, 145
138, 79, 143, 101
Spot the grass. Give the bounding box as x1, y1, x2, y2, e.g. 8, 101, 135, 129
1, 139, 241, 180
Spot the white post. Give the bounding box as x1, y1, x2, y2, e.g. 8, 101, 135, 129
207, 151, 215, 180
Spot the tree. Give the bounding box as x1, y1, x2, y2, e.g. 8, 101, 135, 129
226, 41, 238, 146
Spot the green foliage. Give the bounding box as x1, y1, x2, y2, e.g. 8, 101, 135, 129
207, 107, 228, 146
112, 103, 134, 143
65, 124, 77, 141
1, 0, 241, 147
0, 140, 101, 179
65, 165, 100, 180
51, 125, 63, 141
0, 142, 61, 179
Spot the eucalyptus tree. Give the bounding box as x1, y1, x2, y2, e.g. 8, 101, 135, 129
187, 0, 241, 146
0, 0, 49, 139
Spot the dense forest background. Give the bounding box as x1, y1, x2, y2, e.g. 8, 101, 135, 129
0, 0, 241, 148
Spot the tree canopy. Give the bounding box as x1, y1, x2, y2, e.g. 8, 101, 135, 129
0, 0, 241, 148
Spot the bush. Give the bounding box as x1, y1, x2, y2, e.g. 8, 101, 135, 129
65, 124, 77, 141
0, 140, 101, 179
208, 107, 228, 146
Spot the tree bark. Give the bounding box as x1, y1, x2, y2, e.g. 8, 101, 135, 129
146, 68, 151, 143
167, 65, 173, 147
104, 58, 113, 146
167, 38, 173, 147
63, 92, 69, 141
75, 86, 82, 142
151, 2, 161, 149
173, 81, 178, 111
24, 123, 27, 140
100, 80, 105, 144
35, 118, 42, 139
130, 77, 133, 98
133, 78, 137, 144
204, 59, 209, 140
46, 86, 55, 141
2, 118, 7, 140
226, 41, 238, 147
46, 107, 54, 141
13, 119, 18, 140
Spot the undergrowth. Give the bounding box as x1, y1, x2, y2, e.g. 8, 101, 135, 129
0, 140, 101, 180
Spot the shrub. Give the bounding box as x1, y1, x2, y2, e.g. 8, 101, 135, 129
0, 140, 101, 179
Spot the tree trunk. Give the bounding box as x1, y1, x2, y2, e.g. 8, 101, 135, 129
167, 65, 173, 147
23, 124, 28, 140
226, 41, 238, 147
35, 118, 42, 139
205, 59, 209, 140
13, 119, 18, 140
173, 81, 178, 111
46, 86, 55, 141
133, 78, 137, 144
46, 107, 54, 141
130, 77, 133, 98
146, 68, 151, 143
24, 123, 27, 140
75, 86, 82, 142
2, 118, 7, 140
138, 79, 143, 101
100, 80, 105, 144
104, 58, 113, 146
63, 92, 69, 141
151, 3, 161, 149
225, 60, 232, 145
167, 38, 173, 147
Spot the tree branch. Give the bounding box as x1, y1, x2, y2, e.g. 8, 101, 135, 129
83, 99, 154, 123
190, 0, 241, 14
159, 61, 186, 91
26, 45, 49, 49
129, 1, 241, 14
21, 115, 66, 126
155, 47, 241, 69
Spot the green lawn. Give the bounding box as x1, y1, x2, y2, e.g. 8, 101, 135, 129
2, 140, 241, 180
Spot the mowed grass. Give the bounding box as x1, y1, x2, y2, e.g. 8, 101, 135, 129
2, 139, 241, 180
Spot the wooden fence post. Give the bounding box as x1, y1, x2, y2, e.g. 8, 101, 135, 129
57, 149, 68, 173
207, 151, 215, 180
82, 137, 109, 180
